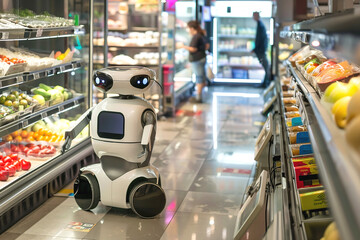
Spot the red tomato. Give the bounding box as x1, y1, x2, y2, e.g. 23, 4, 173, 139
21, 159, 31, 171
3, 156, 13, 164
9, 153, 18, 161
0, 167, 9, 181
13, 160, 21, 172
0, 160, 4, 166
5, 165, 16, 177
31, 146, 40, 154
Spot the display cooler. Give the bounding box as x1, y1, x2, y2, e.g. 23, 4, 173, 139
235, 9, 360, 240
0, 0, 97, 233
92, 0, 166, 113
212, 1, 272, 84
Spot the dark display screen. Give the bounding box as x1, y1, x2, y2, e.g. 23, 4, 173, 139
98, 111, 124, 139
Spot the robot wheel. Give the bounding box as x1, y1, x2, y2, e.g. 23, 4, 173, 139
74, 172, 100, 211
129, 182, 166, 218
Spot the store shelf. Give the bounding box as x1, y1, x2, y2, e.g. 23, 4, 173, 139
95, 45, 160, 49
280, 9, 360, 65
0, 26, 85, 41
286, 61, 360, 240
108, 63, 159, 67
0, 60, 85, 89
218, 63, 262, 69
218, 34, 255, 39
108, 28, 128, 31
0, 95, 85, 137
218, 49, 250, 53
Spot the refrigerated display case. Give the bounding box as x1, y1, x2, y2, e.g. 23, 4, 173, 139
173, 0, 195, 97
0, 0, 95, 233
237, 9, 360, 240
212, 1, 272, 84
92, 0, 165, 112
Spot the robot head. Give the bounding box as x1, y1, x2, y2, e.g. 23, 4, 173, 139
93, 66, 156, 95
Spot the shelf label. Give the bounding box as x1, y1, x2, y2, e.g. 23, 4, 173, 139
74, 99, 79, 105
1, 32, 9, 40
299, 144, 313, 155
36, 28, 43, 37
296, 132, 310, 144
58, 105, 65, 111
41, 112, 47, 119
60, 66, 66, 72
16, 76, 23, 82
33, 73, 40, 79
22, 120, 29, 128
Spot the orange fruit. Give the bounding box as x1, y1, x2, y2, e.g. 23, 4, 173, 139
28, 131, 34, 137
15, 136, 22, 142
37, 129, 44, 135
38, 136, 45, 141
11, 130, 21, 138
46, 131, 53, 137
21, 130, 28, 138
33, 132, 39, 139
5, 135, 13, 142
27, 136, 35, 142
44, 136, 50, 141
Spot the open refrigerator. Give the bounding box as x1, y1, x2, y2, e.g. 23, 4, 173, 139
212, 1, 272, 84
0, 0, 95, 233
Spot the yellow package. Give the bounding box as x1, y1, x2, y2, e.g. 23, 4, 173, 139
300, 190, 328, 211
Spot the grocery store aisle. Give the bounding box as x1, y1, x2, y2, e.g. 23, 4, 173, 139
0, 86, 265, 240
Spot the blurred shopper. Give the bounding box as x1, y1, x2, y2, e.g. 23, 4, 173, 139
178, 20, 207, 103
251, 11, 270, 88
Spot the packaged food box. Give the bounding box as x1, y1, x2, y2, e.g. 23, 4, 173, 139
283, 97, 297, 106
285, 105, 299, 112
300, 190, 328, 211
292, 156, 316, 167
295, 164, 320, 188
282, 91, 295, 98
286, 116, 303, 127
290, 143, 313, 156
289, 131, 310, 144
285, 111, 301, 118
288, 125, 307, 133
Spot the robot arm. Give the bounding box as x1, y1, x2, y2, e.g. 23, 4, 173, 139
138, 110, 156, 159
61, 106, 94, 154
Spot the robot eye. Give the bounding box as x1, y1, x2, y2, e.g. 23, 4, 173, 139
130, 75, 150, 89
93, 72, 113, 92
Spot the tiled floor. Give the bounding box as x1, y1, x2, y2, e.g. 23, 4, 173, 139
0, 86, 264, 240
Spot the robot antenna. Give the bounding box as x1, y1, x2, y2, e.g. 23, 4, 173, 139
152, 79, 163, 92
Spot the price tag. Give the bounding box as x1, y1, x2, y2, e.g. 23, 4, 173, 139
41, 112, 47, 119
1, 32, 9, 40
22, 120, 29, 128
58, 105, 65, 111
36, 28, 43, 37
34, 73, 40, 79
60, 66, 66, 72
74, 99, 79, 105
16, 76, 24, 84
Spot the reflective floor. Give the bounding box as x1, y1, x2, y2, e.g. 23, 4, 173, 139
0, 86, 265, 240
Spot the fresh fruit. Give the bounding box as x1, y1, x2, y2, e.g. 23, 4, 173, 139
6, 94, 16, 102
57, 54, 65, 60
349, 76, 360, 89
4, 135, 13, 141
54, 51, 62, 59
21, 130, 28, 138
346, 90, 360, 124
0, 96, 6, 104
345, 115, 360, 153
11, 130, 21, 138
33, 88, 51, 100
5, 165, 15, 177
19, 99, 28, 107
15, 136, 22, 142
332, 96, 351, 128
4, 100, 12, 107
324, 82, 358, 103
20, 159, 31, 171
0, 167, 9, 181
11, 91, 19, 97
39, 83, 52, 91
32, 94, 46, 105
54, 85, 65, 93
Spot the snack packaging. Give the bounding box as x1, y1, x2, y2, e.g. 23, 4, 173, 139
295, 164, 321, 188
285, 111, 301, 118
300, 190, 327, 211
290, 143, 313, 156
288, 125, 307, 133
289, 131, 310, 144
292, 156, 316, 167
285, 105, 299, 112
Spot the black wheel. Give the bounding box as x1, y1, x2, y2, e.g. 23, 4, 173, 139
158, 176, 161, 187
74, 172, 100, 211
129, 182, 166, 218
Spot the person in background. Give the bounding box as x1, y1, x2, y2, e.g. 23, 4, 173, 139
251, 11, 270, 88
178, 20, 207, 103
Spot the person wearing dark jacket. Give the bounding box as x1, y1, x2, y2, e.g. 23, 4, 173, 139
251, 12, 270, 88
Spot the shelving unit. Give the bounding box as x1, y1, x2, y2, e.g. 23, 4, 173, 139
0, 0, 94, 233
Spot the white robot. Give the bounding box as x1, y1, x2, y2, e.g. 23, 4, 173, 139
62, 66, 166, 218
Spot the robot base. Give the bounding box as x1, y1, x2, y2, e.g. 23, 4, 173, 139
73, 166, 166, 218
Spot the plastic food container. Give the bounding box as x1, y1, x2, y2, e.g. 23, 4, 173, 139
285, 111, 301, 118
290, 143, 313, 156
289, 131, 310, 144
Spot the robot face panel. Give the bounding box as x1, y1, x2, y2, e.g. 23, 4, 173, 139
130, 75, 150, 89
93, 66, 156, 95
93, 72, 113, 92
97, 111, 125, 139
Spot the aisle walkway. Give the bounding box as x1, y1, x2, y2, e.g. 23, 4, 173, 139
0, 86, 265, 240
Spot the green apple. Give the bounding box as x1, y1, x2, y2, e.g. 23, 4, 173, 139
349, 76, 360, 89
332, 96, 351, 128
327, 82, 358, 103
323, 81, 340, 102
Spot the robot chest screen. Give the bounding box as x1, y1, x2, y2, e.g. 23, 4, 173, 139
97, 111, 125, 139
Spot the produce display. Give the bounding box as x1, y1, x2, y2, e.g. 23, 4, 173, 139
110, 52, 167, 65
0, 10, 74, 28
0, 153, 31, 181
0, 47, 73, 75
32, 83, 74, 106
0, 90, 34, 111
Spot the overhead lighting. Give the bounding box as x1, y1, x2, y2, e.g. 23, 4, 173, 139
311, 40, 320, 47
